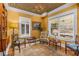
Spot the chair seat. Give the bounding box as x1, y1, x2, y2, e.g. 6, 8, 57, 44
67, 44, 79, 51
40, 39, 48, 42
28, 40, 36, 43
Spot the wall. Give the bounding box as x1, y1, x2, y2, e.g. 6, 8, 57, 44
31, 16, 42, 38
7, 10, 42, 38
41, 16, 48, 31
77, 4, 79, 35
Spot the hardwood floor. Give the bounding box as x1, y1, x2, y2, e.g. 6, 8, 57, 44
8, 43, 76, 56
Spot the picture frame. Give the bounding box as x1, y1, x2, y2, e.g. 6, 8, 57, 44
32, 22, 41, 30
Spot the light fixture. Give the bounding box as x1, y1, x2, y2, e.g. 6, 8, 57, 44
34, 4, 44, 12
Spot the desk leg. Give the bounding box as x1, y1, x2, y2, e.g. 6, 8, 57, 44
33, 40, 37, 45
55, 42, 57, 50
13, 46, 15, 56
65, 42, 67, 54
48, 41, 50, 46
60, 42, 61, 49
24, 39, 26, 48
75, 51, 79, 56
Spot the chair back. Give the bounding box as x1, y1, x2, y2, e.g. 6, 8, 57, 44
14, 34, 19, 41
11, 34, 19, 44
40, 31, 48, 38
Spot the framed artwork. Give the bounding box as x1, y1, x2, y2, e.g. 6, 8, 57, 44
32, 22, 41, 30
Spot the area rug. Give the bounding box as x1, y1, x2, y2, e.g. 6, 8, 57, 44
14, 44, 64, 56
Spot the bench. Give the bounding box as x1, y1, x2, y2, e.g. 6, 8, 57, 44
65, 41, 79, 55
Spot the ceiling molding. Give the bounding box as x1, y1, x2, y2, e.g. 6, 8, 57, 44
48, 3, 76, 15
4, 3, 76, 17
4, 3, 41, 16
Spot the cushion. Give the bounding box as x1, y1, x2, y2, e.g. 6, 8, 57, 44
67, 44, 79, 51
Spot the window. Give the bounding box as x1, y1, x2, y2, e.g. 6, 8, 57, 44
21, 24, 25, 34
48, 9, 77, 41
26, 24, 29, 34
19, 17, 31, 37
48, 18, 59, 37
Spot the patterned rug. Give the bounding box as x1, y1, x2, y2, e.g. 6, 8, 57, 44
14, 43, 64, 56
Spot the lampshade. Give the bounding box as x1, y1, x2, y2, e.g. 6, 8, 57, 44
9, 22, 17, 29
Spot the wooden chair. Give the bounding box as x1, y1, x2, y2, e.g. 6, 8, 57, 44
39, 31, 49, 44
65, 35, 79, 56
49, 38, 61, 50
55, 39, 61, 50
11, 34, 21, 55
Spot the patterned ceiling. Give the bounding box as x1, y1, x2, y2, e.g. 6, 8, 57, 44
9, 3, 65, 14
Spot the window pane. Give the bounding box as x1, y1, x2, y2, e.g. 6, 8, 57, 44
50, 19, 58, 36
59, 14, 73, 33
51, 23, 58, 35
21, 24, 25, 34
26, 24, 29, 34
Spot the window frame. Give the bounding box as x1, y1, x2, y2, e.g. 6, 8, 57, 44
19, 17, 31, 37
48, 9, 77, 41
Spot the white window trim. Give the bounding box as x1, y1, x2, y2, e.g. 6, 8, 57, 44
48, 8, 77, 41
19, 17, 31, 38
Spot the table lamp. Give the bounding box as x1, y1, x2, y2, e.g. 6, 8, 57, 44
9, 22, 17, 40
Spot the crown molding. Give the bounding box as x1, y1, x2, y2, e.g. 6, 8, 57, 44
4, 3, 41, 16
48, 3, 76, 15
4, 3, 76, 17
